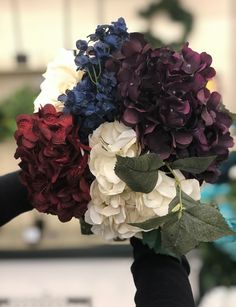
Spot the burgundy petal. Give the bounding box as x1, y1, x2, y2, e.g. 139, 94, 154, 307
201, 107, 214, 126
174, 131, 193, 145
122, 108, 141, 125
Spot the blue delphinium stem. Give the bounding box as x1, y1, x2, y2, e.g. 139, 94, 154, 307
59, 17, 129, 143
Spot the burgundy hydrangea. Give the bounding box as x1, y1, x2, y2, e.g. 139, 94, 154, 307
14, 104, 91, 222
106, 33, 234, 182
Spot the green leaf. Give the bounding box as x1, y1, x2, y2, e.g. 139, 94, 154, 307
80, 218, 93, 235
180, 191, 200, 209
131, 196, 179, 230
162, 199, 235, 255
170, 156, 216, 174
114, 153, 164, 193
130, 212, 178, 230
142, 229, 181, 260
182, 205, 235, 242
143, 229, 161, 252
162, 218, 199, 256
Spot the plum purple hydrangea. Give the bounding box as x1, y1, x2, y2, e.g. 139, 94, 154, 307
105, 33, 234, 182
60, 18, 233, 182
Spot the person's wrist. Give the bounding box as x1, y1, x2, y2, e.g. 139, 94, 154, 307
130, 237, 190, 275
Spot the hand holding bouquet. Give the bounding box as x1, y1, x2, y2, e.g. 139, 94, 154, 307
15, 18, 235, 257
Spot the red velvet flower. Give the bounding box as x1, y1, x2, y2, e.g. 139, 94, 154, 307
14, 104, 91, 222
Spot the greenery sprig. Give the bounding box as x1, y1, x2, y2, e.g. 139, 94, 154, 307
114, 153, 235, 256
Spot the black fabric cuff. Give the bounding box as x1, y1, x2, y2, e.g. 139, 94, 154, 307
0, 171, 33, 226
130, 237, 195, 307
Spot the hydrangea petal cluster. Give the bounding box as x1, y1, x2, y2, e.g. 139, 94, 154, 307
85, 120, 200, 239
60, 71, 117, 143
105, 34, 234, 182
85, 169, 200, 240
60, 18, 129, 143
14, 104, 91, 222
88, 121, 139, 195
34, 49, 83, 112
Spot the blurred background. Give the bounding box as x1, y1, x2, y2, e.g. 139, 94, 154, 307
1, 0, 236, 306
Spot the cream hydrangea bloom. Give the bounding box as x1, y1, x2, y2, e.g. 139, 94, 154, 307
88, 121, 140, 195
85, 171, 200, 240
85, 181, 141, 240
86, 120, 201, 239
34, 48, 83, 112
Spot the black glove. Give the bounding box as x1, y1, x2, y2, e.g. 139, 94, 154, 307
0, 171, 33, 226
130, 237, 195, 307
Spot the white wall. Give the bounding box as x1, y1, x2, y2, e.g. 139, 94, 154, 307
0, 0, 235, 109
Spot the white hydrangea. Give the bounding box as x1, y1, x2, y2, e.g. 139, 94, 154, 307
34, 48, 83, 112
85, 121, 201, 240
85, 181, 141, 240
85, 170, 200, 240
88, 121, 140, 195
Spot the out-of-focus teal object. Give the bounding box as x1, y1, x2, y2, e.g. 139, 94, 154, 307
199, 151, 236, 298
218, 151, 236, 183
214, 203, 236, 261
201, 183, 230, 202
201, 184, 236, 261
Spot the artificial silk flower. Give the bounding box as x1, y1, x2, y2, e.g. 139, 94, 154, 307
88, 121, 140, 195
15, 18, 234, 256
14, 104, 91, 222
34, 48, 83, 112
105, 35, 233, 183
85, 171, 201, 239
85, 180, 150, 240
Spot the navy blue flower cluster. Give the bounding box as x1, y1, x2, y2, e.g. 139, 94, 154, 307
60, 18, 129, 142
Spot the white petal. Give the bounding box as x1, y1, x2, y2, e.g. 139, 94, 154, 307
96, 175, 113, 191
153, 205, 169, 217
100, 206, 120, 217
118, 224, 139, 238
33, 49, 82, 112
158, 182, 176, 198
109, 131, 136, 152
143, 191, 164, 208
113, 208, 126, 224
98, 179, 126, 196
180, 180, 193, 195
187, 179, 201, 200
84, 209, 93, 225
155, 171, 163, 187
102, 158, 120, 183
89, 206, 103, 224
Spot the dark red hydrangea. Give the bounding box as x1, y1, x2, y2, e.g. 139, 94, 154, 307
14, 104, 91, 222
106, 33, 234, 182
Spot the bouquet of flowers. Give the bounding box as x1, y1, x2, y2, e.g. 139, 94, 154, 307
15, 18, 235, 256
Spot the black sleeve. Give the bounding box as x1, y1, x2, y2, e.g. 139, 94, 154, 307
0, 171, 33, 226
130, 238, 195, 307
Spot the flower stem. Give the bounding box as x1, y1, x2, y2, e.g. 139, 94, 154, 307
166, 164, 184, 218
97, 59, 102, 79
92, 65, 98, 83
87, 69, 97, 85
